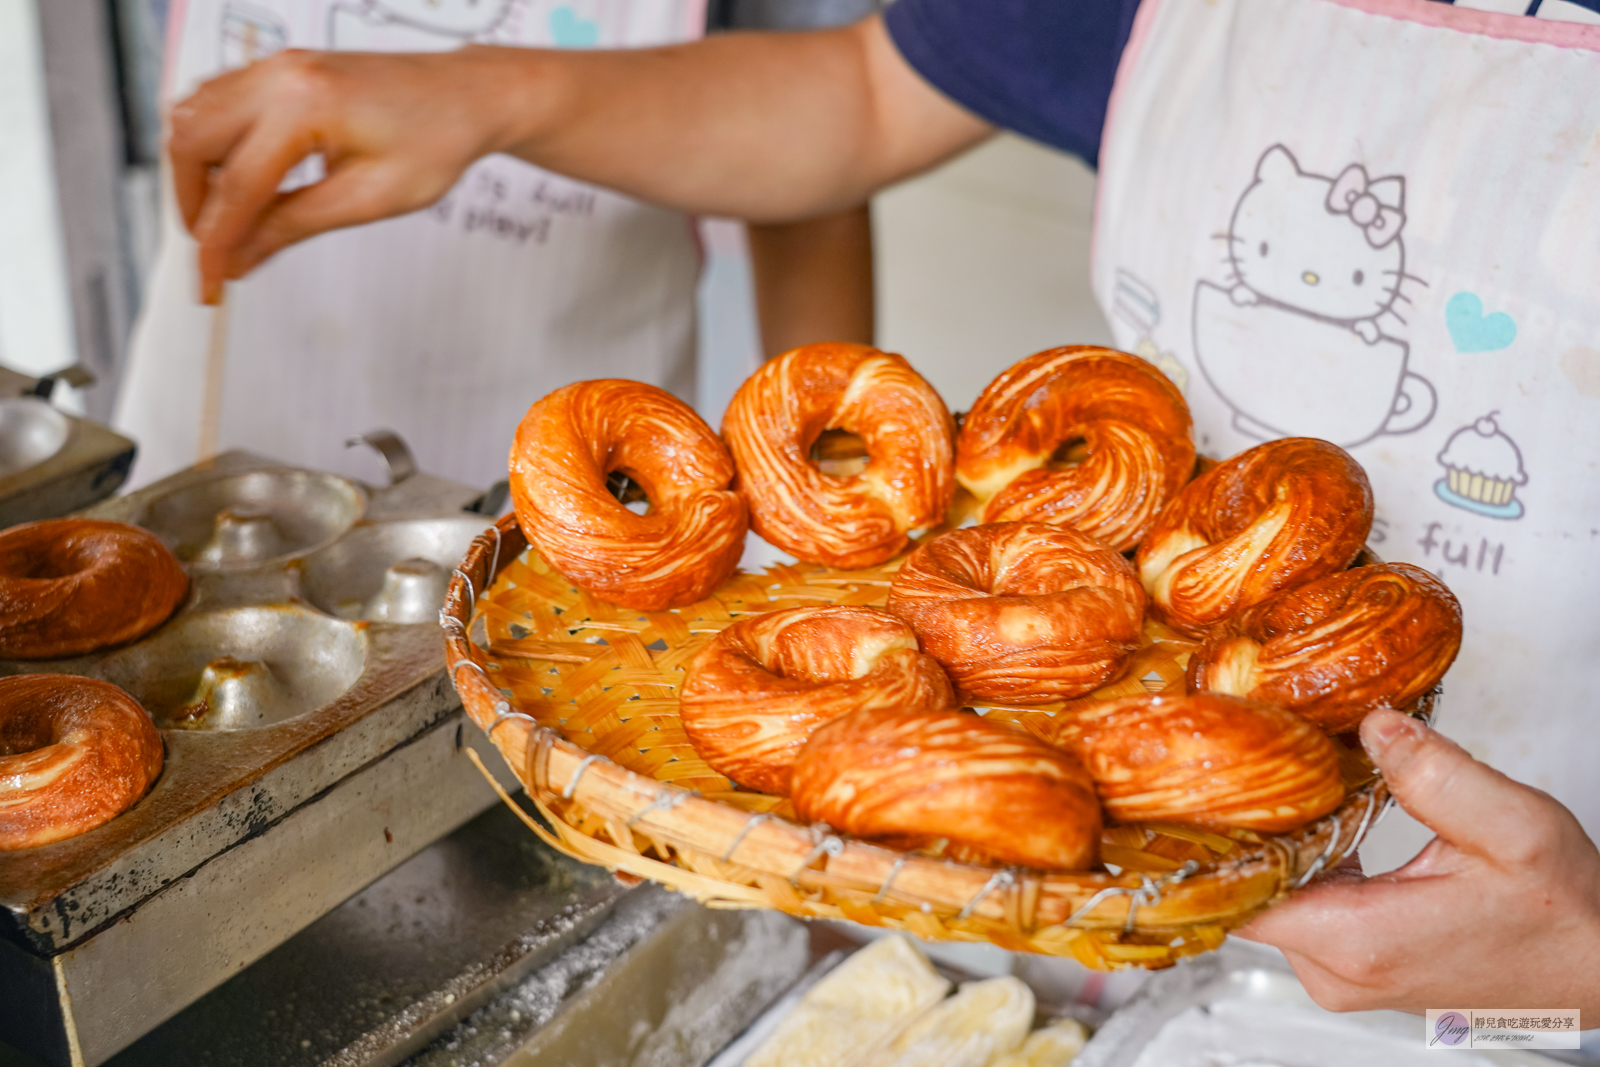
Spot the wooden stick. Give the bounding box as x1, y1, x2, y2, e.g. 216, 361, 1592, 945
197, 294, 228, 465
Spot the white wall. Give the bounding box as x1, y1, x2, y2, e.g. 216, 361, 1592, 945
873, 132, 1113, 414
0, 0, 78, 382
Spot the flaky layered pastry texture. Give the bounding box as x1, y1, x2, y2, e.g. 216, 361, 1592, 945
956, 347, 1195, 552
0, 519, 188, 659
510, 380, 748, 611
792, 707, 1102, 870
1189, 562, 1462, 734
1051, 693, 1344, 832
0, 675, 164, 849
886, 522, 1145, 705
678, 606, 954, 795
722, 343, 955, 569
1136, 437, 1373, 637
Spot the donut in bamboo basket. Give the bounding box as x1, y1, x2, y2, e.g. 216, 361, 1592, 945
722, 343, 955, 569
955, 347, 1195, 552
442, 513, 1426, 971
1047, 693, 1346, 833
1188, 563, 1463, 735
508, 379, 747, 611
885, 522, 1145, 706
1136, 437, 1374, 637
678, 605, 954, 795
791, 707, 1102, 870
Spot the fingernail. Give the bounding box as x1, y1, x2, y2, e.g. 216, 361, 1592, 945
1361, 708, 1413, 752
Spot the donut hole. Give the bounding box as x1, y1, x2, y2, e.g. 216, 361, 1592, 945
605, 470, 652, 515
0, 718, 54, 756
0, 541, 96, 581
810, 429, 870, 478
1045, 436, 1091, 470
4, 555, 83, 581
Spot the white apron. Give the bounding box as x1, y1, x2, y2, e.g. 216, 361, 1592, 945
1093, 0, 1600, 836
115, 0, 706, 490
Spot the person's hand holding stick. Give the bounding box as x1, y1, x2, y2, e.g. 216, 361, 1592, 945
166, 21, 990, 303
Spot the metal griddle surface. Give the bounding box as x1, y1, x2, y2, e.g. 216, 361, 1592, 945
0, 452, 488, 955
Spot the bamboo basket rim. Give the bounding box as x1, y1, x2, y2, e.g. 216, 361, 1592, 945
441, 514, 1427, 967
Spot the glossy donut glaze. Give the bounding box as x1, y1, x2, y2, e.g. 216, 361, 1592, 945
0, 675, 163, 849
1050, 692, 1344, 833
722, 343, 954, 569
510, 380, 748, 611
0, 519, 188, 659
791, 707, 1101, 870
885, 522, 1145, 705
1189, 562, 1462, 735
956, 347, 1195, 552
1135, 438, 1372, 637
678, 605, 954, 795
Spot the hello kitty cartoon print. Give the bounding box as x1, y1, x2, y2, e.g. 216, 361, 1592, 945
326, 0, 515, 51
1192, 145, 1436, 447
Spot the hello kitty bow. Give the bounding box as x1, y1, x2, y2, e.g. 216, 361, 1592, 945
1326, 164, 1405, 248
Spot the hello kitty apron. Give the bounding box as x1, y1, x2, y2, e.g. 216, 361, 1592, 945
1093, 0, 1600, 836
115, 0, 705, 489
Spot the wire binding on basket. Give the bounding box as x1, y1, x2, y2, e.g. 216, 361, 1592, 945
721, 812, 774, 864
1065, 859, 1202, 930
1348, 787, 1381, 853
791, 825, 844, 883
957, 869, 1016, 920
486, 702, 537, 738
452, 568, 477, 620
527, 726, 558, 796
439, 608, 467, 636
626, 788, 696, 828
1294, 810, 1344, 889
563, 754, 603, 800
452, 658, 493, 687
873, 855, 909, 904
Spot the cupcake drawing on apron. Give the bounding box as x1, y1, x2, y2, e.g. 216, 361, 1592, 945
1192, 145, 1436, 447
1434, 413, 1528, 520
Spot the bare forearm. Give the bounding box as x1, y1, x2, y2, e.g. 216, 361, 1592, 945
168, 13, 987, 299
748, 205, 875, 356
488, 20, 984, 220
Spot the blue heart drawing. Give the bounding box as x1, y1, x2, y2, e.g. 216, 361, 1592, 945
1446, 292, 1516, 353
550, 6, 599, 48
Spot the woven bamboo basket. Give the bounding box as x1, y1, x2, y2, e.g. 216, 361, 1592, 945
441, 501, 1424, 971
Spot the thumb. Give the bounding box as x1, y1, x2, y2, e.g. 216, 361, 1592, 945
1361, 707, 1529, 857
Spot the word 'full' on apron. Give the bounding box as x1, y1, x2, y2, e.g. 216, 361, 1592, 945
115, 0, 706, 490
1092, 0, 1600, 837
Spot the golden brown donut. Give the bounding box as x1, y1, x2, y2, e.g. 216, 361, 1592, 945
791, 707, 1102, 870
678, 605, 955, 795
510, 380, 748, 611
722, 343, 955, 569
1051, 693, 1344, 832
1188, 563, 1462, 735
0, 675, 163, 849
885, 522, 1145, 705
0, 519, 188, 659
956, 347, 1195, 552
1135, 438, 1373, 637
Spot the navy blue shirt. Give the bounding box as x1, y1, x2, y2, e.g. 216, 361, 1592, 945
884, 0, 1141, 167
885, 0, 1600, 168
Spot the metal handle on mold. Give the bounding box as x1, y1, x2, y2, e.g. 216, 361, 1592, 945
345, 429, 417, 485
31, 365, 96, 400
